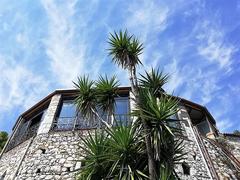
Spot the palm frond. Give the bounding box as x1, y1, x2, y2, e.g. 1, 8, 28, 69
73, 75, 97, 120
108, 30, 143, 69
77, 130, 110, 180
95, 75, 119, 117
139, 68, 169, 96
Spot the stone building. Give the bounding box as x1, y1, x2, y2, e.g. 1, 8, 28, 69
0, 88, 239, 180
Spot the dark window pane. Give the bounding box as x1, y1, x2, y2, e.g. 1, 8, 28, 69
114, 97, 129, 125
196, 120, 210, 136
168, 114, 181, 128
57, 100, 76, 130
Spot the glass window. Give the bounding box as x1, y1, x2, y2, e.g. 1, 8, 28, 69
167, 113, 182, 129
59, 100, 76, 118
196, 120, 210, 136
114, 97, 129, 125
114, 97, 129, 115
57, 100, 76, 130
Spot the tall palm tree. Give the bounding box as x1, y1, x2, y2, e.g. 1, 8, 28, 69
108, 30, 143, 97
108, 30, 156, 179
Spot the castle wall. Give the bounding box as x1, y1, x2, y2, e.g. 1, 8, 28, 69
1, 91, 240, 180
224, 136, 240, 161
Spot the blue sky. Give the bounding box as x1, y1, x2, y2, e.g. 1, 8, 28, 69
0, 0, 239, 133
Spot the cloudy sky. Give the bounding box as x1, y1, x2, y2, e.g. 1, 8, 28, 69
0, 0, 239, 133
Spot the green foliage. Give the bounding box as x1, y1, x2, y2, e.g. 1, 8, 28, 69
133, 89, 183, 178
95, 75, 119, 114
77, 124, 148, 180
76, 30, 185, 180
108, 30, 143, 69
73, 75, 96, 119
0, 131, 8, 152
78, 131, 110, 180
139, 68, 169, 96
73, 75, 120, 126
105, 123, 147, 179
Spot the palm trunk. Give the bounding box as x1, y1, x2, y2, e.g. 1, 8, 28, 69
127, 65, 156, 180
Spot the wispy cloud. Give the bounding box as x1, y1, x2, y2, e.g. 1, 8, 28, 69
0, 56, 49, 110
0, 55, 50, 131
41, 0, 87, 87
196, 21, 237, 71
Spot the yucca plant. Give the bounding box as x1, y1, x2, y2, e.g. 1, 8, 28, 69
105, 122, 148, 179
73, 75, 120, 128
95, 75, 119, 124
76, 30, 185, 180
77, 130, 110, 180
108, 30, 143, 96
77, 122, 148, 180
108, 30, 157, 179
74, 76, 97, 120
139, 68, 169, 97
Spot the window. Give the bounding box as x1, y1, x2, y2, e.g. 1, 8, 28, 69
55, 96, 130, 130
56, 100, 76, 130
114, 97, 130, 125
26, 111, 46, 139
167, 114, 180, 128
182, 162, 190, 175
6, 109, 47, 151
196, 120, 211, 136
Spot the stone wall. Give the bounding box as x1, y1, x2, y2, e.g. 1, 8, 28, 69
203, 138, 240, 179
0, 139, 31, 180
1, 93, 240, 180
224, 135, 240, 161
16, 130, 86, 180
175, 106, 211, 180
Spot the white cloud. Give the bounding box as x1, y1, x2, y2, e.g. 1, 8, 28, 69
164, 58, 183, 93
127, 0, 169, 34
197, 21, 236, 71
41, 0, 86, 87
0, 56, 49, 111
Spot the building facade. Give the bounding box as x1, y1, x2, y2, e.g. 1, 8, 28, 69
0, 88, 239, 180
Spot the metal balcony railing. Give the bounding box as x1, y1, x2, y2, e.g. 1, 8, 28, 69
52, 114, 132, 131
5, 122, 40, 152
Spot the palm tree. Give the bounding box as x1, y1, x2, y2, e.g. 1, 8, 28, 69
75, 70, 184, 179
108, 30, 143, 97
73, 75, 119, 128
75, 30, 184, 179
95, 75, 119, 125
108, 30, 156, 179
